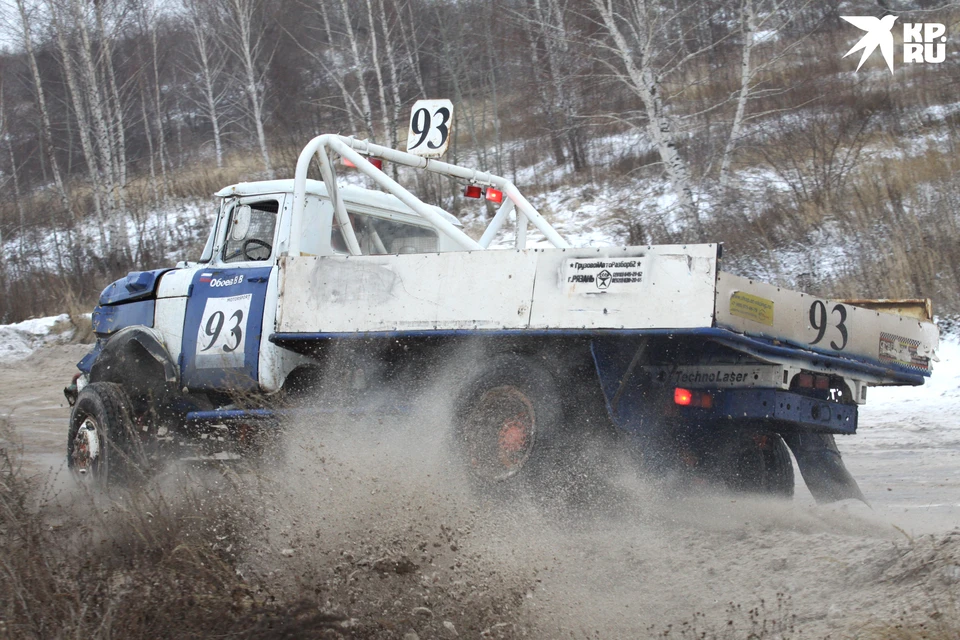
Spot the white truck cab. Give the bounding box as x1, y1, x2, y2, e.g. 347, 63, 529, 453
150, 179, 466, 395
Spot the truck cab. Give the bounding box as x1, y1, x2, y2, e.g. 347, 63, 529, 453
80, 179, 465, 400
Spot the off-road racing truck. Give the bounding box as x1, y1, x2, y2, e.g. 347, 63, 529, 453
64, 131, 939, 502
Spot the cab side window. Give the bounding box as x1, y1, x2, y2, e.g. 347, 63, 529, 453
331, 211, 438, 255
222, 200, 278, 263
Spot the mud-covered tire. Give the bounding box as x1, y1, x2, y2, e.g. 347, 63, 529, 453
67, 382, 147, 486
453, 354, 562, 494
722, 431, 795, 498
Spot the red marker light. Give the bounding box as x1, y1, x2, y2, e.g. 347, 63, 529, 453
485, 188, 504, 203
674, 388, 693, 406
464, 185, 482, 198
342, 157, 382, 170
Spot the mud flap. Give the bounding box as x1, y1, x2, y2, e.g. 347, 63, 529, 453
781, 433, 866, 504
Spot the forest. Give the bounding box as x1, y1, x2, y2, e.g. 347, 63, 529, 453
1, 0, 958, 321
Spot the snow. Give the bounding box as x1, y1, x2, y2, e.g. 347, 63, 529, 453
0, 314, 73, 364
753, 29, 779, 43
858, 331, 960, 450
1, 199, 210, 272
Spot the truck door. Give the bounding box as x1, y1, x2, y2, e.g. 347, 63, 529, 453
180, 198, 279, 391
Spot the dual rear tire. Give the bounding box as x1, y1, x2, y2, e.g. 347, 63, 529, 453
453, 354, 563, 494
714, 430, 795, 498
452, 354, 796, 501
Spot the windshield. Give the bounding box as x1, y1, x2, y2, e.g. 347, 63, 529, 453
221, 199, 279, 263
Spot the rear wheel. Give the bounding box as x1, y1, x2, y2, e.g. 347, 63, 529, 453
720, 431, 795, 498
453, 355, 561, 493
67, 382, 147, 486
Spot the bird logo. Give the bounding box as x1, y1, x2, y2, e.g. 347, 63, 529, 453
841, 15, 899, 73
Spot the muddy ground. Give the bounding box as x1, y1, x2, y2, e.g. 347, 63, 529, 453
2, 344, 959, 638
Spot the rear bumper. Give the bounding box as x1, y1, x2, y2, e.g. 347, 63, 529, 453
706, 389, 857, 434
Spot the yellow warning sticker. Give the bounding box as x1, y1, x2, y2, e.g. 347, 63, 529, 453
729, 291, 774, 326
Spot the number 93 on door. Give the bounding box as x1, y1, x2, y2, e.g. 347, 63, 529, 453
195, 294, 252, 368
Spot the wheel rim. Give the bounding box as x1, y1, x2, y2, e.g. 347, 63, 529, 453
463, 386, 536, 481
72, 417, 102, 476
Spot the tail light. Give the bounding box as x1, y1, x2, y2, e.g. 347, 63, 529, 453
674, 387, 713, 409
795, 373, 831, 390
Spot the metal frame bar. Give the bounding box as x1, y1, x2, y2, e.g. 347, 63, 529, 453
289, 134, 570, 257
270, 326, 928, 384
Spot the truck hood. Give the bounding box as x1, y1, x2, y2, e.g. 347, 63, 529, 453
99, 268, 173, 305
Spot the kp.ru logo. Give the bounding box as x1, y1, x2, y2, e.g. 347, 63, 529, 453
842, 16, 946, 73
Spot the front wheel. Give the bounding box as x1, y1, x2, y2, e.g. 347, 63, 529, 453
67, 382, 147, 486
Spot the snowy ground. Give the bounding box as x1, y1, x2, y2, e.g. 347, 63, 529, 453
842, 334, 960, 533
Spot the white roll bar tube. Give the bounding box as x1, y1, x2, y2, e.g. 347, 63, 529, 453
289, 134, 569, 257
478, 200, 515, 248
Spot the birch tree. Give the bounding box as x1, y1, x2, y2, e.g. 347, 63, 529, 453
218, 0, 274, 178
13, 0, 72, 224
285, 2, 362, 134
138, 0, 172, 202
68, 0, 135, 261
183, 0, 228, 168
377, 0, 405, 175
93, 0, 128, 198
364, 0, 393, 147
69, 0, 119, 219
336, 0, 375, 140
0, 82, 30, 272
395, 0, 426, 98
718, 0, 755, 190
523, 0, 587, 170
587, 0, 702, 236
48, 0, 108, 254
717, 0, 819, 191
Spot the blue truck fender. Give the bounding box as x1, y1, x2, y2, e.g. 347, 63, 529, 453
88, 326, 179, 387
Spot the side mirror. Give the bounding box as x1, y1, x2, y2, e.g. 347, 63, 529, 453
231, 204, 252, 241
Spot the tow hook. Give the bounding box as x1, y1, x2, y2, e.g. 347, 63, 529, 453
64, 373, 82, 407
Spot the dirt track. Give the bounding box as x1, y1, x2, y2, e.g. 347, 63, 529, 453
3, 344, 959, 638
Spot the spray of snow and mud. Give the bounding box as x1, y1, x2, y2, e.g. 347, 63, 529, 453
219, 380, 960, 637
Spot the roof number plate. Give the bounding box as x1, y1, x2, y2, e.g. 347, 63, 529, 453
407, 99, 454, 158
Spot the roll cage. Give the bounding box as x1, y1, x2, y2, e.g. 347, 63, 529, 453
284, 134, 571, 258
